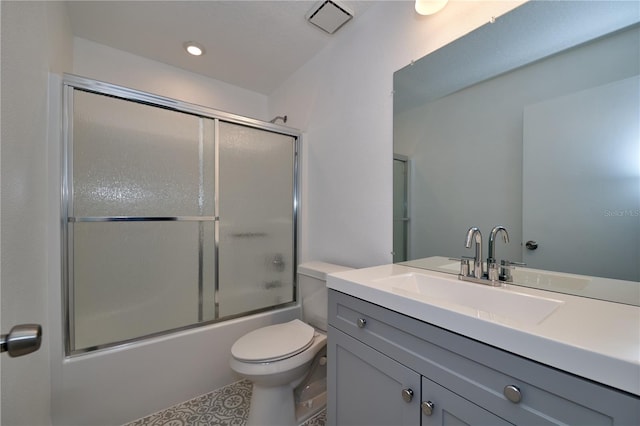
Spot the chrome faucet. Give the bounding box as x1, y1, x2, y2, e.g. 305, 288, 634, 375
459, 225, 521, 286
465, 227, 484, 279
488, 226, 509, 281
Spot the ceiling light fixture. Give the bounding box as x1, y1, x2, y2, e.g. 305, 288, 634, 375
184, 42, 205, 56
415, 0, 449, 16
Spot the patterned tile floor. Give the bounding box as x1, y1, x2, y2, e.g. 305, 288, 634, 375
124, 380, 326, 426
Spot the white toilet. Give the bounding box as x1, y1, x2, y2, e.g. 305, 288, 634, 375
230, 261, 352, 426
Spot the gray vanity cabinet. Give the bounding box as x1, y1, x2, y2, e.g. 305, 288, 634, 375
328, 328, 420, 425
327, 289, 640, 425
421, 376, 511, 425
328, 327, 508, 426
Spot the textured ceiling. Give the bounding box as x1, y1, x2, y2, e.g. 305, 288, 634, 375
66, 1, 374, 95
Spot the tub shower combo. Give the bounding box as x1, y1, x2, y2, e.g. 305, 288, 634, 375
62, 75, 300, 354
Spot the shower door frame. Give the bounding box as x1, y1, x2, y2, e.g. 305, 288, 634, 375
61, 74, 301, 356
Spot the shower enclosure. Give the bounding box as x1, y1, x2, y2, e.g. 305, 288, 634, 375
62, 75, 299, 355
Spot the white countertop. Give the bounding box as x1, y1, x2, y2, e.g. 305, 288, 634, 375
327, 263, 640, 396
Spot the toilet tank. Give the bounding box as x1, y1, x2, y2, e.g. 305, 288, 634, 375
298, 261, 353, 331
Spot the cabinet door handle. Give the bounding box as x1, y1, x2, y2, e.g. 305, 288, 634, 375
421, 400, 435, 416
504, 385, 522, 403
401, 388, 414, 403
356, 318, 367, 328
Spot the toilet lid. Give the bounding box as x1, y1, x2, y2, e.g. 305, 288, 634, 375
231, 319, 315, 363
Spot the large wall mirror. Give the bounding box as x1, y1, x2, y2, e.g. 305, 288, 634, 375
393, 1, 639, 303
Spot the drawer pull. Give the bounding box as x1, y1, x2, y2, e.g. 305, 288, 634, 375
356, 318, 367, 328
421, 400, 435, 416
504, 385, 522, 403
401, 388, 414, 402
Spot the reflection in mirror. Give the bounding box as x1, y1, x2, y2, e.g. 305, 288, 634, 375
393, 154, 409, 263
393, 1, 639, 304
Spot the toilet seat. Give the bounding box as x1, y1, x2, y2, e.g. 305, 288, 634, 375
231, 319, 315, 363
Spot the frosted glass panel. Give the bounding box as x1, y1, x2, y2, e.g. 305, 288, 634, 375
72, 90, 213, 217
201, 219, 217, 322
218, 122, 295, 317
73, 221, 206, 350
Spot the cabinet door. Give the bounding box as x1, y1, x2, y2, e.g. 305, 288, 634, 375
328, 326, 421, 426
421, 377, 512, 426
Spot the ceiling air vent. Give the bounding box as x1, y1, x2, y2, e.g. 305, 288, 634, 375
306, 1, 353, 34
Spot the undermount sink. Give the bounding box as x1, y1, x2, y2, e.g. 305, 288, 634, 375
375, 272, 564, 326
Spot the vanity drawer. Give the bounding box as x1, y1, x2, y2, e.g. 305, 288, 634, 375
329, 289, 640, 425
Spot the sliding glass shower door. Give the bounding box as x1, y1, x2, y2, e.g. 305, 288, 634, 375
218, 122, 296, 317
64, 76, 298, 354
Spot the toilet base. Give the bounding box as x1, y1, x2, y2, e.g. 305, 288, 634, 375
294, 355, 327, 424
247, 383, 296, 426
295, 388, 326, 424
231, 333, 328, 426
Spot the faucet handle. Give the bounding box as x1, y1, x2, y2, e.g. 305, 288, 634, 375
499, 260, 526, 282
488, 262, 501, 281
459, 256, 474, 276
500, 260, 526, 268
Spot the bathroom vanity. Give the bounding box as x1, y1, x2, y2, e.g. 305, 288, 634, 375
326, 265, 640, 425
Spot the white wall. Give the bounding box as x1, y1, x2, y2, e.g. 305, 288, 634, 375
269, 0, 524, 268
73, 37, 269, 121
1, 1, 73, 425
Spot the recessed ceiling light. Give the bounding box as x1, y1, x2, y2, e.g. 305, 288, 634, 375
184, 42, 205, 56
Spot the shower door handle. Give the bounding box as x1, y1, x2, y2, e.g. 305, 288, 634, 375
272, 254, 286, 272
1, 324, 42, 357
